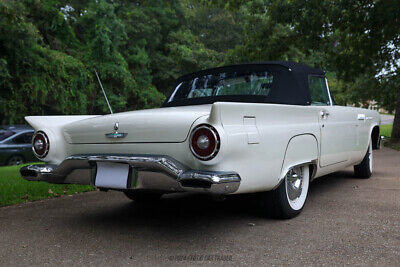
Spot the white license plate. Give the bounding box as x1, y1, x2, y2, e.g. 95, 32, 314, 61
95, 162, 129, 189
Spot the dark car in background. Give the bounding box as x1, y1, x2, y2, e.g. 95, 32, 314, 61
0, 125, 36, 166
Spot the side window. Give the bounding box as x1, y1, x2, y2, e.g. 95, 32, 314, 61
12, 133, 33, 144
309, 76, 330, 106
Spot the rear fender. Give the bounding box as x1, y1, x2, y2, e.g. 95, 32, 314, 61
25, 115, 98, 164
279, 134, 318, 183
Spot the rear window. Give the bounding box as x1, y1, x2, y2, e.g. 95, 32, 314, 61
168, 70, 274, 102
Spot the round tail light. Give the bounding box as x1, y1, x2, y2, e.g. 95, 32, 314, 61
190, 124, 220, 160
32, 131, 49, 158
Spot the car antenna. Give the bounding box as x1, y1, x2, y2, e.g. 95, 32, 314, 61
94, 69, 113, 114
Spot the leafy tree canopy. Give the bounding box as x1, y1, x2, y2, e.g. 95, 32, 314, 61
0, 0, 399, 139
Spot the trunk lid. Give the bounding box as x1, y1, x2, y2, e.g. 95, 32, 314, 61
63, 105, 211, 144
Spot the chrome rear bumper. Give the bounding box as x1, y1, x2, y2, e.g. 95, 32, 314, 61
20, 155, 241, 194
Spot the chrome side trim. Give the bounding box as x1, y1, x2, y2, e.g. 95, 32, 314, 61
20, 154, 241, 194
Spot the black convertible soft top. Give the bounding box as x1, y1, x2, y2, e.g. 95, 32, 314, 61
163, 61, 326, 107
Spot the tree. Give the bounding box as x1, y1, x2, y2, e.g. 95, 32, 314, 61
218, 0, 400, 141
0, 1, 90, 123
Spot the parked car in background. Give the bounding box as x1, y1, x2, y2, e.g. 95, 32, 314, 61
0, 125, 36, 166
20, 61, 381, 219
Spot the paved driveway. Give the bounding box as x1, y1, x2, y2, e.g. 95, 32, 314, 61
0, 148, 399, 266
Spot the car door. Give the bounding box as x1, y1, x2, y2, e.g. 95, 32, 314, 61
309, 76, 357, 167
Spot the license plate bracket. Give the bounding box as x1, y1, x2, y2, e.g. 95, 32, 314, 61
95, 162, 130, 189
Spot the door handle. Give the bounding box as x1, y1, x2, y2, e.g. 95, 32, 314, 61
357, 114, 366, 121
320, 110, 330, 119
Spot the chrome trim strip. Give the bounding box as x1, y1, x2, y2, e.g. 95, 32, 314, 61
20, 154, 241, 194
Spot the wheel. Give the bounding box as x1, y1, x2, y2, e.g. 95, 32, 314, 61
260, 165, 310, 219
123, 191, 162, 202
354, 142, 373, 178
7, 155, 25, 166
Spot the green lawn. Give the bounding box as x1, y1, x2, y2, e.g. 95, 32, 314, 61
380, 124, 400, 151
380, 124, 393, 138
0, 164, 94, 207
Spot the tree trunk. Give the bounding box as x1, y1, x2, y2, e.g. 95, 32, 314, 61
391, 89, 400, 142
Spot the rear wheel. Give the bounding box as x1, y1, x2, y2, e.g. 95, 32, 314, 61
123, 191, 162, 202
354, 142, 373, 178
260, 165, 310, 219
7, 155, 25, 166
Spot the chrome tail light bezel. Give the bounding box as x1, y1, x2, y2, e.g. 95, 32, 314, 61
32, 131, 50, 159
189, 124, 220, 161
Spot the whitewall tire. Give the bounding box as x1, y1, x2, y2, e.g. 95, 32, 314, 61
354, 142, 373, 178
285, 165, 310, 211
260, 165, 310, 219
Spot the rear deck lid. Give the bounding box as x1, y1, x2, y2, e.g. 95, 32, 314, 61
63, 105, 211, 144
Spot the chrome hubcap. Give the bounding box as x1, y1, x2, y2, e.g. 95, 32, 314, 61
286, 166, 304, 201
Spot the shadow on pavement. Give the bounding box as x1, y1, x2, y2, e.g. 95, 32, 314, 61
70, 170, 360, 233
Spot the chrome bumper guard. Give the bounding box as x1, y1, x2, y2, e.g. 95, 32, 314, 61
20, 155, 241, 194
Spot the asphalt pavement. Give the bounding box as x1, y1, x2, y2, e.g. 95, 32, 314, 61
0, 147, 399, 266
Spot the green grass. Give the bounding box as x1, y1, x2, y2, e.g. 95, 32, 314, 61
380, 124, 393, 138
0, 164, 95, 207
380, 124, 400, 151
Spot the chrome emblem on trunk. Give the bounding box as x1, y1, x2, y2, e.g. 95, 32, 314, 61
105, 122, 127, 139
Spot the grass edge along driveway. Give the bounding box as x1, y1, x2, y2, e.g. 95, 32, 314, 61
380, 124, 400, 151
0, 163, 94, 207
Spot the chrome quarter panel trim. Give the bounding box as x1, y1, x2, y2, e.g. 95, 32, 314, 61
20, 154, 241, 194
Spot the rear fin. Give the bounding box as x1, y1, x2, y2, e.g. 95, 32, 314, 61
25, 116, 98, 132
208, 103, 222, 125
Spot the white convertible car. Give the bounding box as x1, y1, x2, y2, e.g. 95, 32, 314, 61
20, 61, 381, 219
